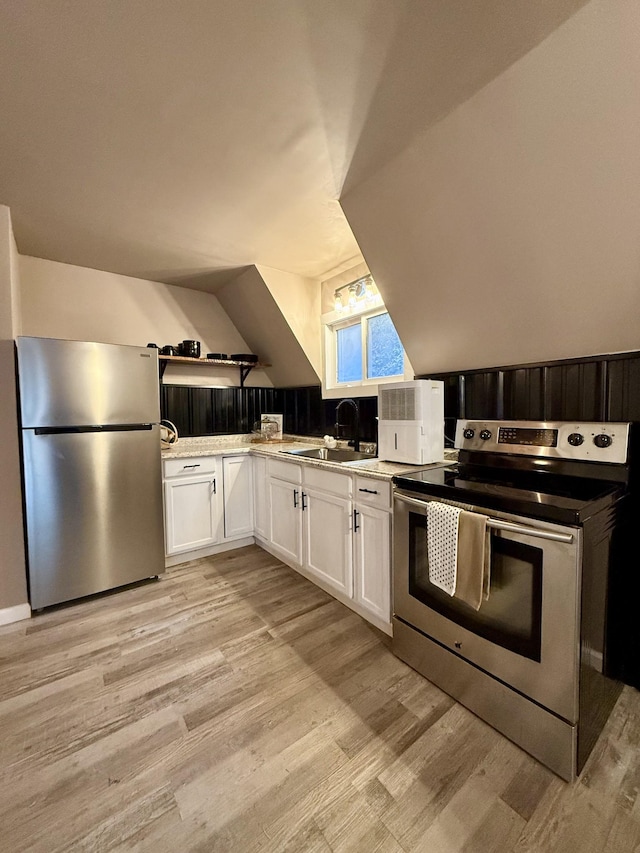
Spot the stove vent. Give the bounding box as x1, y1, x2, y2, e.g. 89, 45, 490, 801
379, 387, 417, 421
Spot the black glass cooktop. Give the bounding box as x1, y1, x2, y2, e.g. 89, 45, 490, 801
393, 464, 625, 525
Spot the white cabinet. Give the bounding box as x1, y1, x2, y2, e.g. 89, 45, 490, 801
222, 455, 254, 540
353, 502, 391, 623
163, 449, 392, 633
303, 486, 353, 597
164, 457, 222, 556
353, 476, 392, 512
252, 455, 269, 541
353, 476, 392, 625
267, 459, 353, 594
268, 474, 303, 565
264, 460, 391, 631
267, 458, 303, 565
301, 466, 353, 597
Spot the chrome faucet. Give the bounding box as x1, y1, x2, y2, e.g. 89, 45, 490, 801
335, 398, 360, 451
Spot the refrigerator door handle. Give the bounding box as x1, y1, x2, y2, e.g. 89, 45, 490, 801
34, 424, 154, 435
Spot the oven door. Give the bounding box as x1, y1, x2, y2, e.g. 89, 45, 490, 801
393, 489, 581, 723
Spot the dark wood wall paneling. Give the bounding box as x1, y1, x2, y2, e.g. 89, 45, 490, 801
426, 351, 640, 441
162, 351, 640, 444
161, 385, 379, 443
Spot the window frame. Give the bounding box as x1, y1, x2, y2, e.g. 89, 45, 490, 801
321, 303, 412, 399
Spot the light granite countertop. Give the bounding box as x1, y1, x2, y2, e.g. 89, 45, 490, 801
162, 434, 457, 481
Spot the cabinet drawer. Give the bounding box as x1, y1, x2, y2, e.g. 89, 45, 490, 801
268, 458, 302, 483
304, 466, 352, 498
163, 456, 217, 478
354, 477, 391, 510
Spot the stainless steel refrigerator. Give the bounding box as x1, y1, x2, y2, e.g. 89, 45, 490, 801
17, 336, 165, 609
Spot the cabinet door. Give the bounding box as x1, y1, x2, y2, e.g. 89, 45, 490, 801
223, 455, 254, 539
164, 474, 221, 555
303, 488, 353, 597
253, 456, 269, 541
268, 478, 302, 565
353, 503, 391, 623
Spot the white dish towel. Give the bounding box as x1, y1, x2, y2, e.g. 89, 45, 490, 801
426, 501, 462, 595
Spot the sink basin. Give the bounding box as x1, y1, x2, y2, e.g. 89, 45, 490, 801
282, 447, 376, 463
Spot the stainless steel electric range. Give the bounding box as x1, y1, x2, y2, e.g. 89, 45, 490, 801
392, 419, 631, 781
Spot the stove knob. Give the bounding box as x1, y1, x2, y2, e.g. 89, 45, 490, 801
463, 428, 475, 439
594, 433, 612, 448
479, 429, 492, 441
567, 432, 584, 447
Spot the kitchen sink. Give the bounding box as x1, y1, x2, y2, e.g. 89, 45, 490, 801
282, 447, 376, 463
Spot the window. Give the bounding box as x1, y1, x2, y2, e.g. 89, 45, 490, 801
367, 312, 404, 378
336, 323, 362, 383
323, 306, 410, 398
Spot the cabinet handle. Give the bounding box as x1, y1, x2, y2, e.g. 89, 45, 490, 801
293, 489, 298, 509
353, 508, 360, 532
394, 433, 398, 450
212, 478, 216, 494
301, 492, 307, 511
183, 463, 200, 469
358, 487, 378, 495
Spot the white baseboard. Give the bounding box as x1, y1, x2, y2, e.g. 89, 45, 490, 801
165, 536, 255, 567
0, 603, 31, 626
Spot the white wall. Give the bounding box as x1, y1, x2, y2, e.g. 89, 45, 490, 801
341, 0, 640, 375
0, 205, 28, 614
9, 225, 22, 336
257, 265, 322, 379
216, 266, 321, 387
19, 256, 272, 387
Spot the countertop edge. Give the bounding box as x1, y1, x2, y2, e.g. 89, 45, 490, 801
162, 438, 456, 481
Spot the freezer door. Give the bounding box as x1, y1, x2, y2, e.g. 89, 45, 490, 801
17, 336, 160, 427
23, 425, 165, 609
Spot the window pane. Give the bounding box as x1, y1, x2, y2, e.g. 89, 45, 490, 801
336, 323, 362, 383
367, 313, 403, 378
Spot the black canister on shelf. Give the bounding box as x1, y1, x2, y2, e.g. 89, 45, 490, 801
181, 340, 201, 358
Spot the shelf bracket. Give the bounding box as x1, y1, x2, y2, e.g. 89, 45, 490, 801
239, 365, 254, 388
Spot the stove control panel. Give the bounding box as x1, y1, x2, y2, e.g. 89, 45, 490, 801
455, 420, 630, 464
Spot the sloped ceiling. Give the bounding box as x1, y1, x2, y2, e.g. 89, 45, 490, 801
216, 267, 320, 387
341, 0, 640, 375
0, 0, 588, 290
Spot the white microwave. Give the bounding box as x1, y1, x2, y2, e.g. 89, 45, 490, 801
378, 379, 444, 464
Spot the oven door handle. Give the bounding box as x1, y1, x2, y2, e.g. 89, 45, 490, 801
490, 518, 574, 544
393, 491, 574, 544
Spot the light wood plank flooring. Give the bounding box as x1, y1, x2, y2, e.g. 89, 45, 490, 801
1, 544, 640, 852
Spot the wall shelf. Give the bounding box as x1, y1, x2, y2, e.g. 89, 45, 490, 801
158, 355, 271, 387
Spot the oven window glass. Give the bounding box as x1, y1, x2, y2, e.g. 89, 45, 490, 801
408, 513, 543, 661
